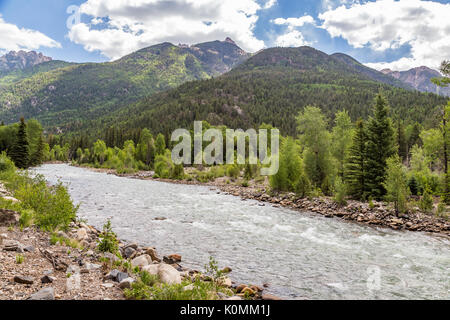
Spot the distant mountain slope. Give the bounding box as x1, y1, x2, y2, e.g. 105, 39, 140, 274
332, 53, 413, 90
82, 46, 447, 138
0, 60, 75, 87
381, 66, 450, 97
0, 39, 249, 128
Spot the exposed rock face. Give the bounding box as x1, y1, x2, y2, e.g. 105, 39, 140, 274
381, 66, 450, 96
0, 51, 52, 72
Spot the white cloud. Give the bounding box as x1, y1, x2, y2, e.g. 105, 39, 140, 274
319, 0, 450, 71
0, 15, 61, 54
68, 0, 267, 60
263, 0, 277, 9
272, 15, 315, 28
275, 30, 309, 47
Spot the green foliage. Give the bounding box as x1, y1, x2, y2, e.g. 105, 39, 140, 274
365, 94, 396, 200
16, 254, 24, 264
334, 176, 348, 206
270, 137, 310, 196
408, 176, 419, 196
226, 164, 240, 179
0, 151, 16, 172
331, 110, 354, 178
346, 120, 367, 200
9, 118, 29, 169
297, 107, 332, 192
0, 41, 248, 129
419, 185, 434, 213
1, 169, 78, 231
97, 220, 119, 254
155, 133, 166, 156
205, 256, 224, 281
383, 155, 410, 215
19, 209, 34, 229
79, 47, 447, 143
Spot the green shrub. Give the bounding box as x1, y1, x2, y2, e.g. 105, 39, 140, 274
0, 152, 16, 172
97, 220, 119, 254
419, 185, 434, 213
334, 177, 347, 206
2, 170, 78, 231
226, 164, 240, 179
19, 209, 34, 229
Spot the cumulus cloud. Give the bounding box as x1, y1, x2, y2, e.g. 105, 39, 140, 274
319, 0, 450, 71
272, 15, 315, 28
275, 29, 310, 47
271, 15, 314, 48
0, 15, 61, 54
68, 0, 267, 60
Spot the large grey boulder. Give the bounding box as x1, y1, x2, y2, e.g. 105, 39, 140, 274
29, 288, 55, 300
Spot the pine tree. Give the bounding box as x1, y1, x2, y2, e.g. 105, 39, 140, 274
29, 134, 44, 166
346, 119, 367, 200
9, 118, 30, 169
365, 94, 396, 200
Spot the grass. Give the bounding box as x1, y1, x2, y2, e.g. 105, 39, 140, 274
124, 276, 233, 301
49, 233, 82, 249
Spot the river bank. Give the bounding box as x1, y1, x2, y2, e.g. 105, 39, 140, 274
0, 213, 276, 300
76, 164, 450, 238
0, 176, 276, 301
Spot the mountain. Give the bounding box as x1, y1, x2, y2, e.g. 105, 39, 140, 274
0, 51, 52, 72
331, 53, 413, 90
81, 46, 447, 139
0, 39, 250, 128
381, 66, 450, 97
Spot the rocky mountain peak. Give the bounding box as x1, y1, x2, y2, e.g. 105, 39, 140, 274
381, 66, 449, 96
0, 50, 52, 72
224, 37, 237, 45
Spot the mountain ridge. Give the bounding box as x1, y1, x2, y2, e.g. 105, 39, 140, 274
0, 39, 250, 127
381, 66, 450, 96
78, 46, 447, 139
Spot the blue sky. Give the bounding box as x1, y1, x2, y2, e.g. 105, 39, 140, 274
0, 0, 449, 70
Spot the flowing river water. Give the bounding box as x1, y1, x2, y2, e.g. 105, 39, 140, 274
33, 164, 450, 300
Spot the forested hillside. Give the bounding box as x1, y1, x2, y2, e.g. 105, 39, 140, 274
0, 39, 249, 128
81, 47, 447, 139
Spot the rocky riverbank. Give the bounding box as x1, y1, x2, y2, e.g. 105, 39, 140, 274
75, 165, 450, 238
0, 209, 278, 301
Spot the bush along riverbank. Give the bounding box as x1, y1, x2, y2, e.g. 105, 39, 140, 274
74, 164, 450, 238
0, 153, 277, 301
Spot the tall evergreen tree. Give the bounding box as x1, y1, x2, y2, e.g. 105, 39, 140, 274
9, 118, 30, 169
346, 120, 367, 200
29, 134, 44, 166
365, 94, 396, 200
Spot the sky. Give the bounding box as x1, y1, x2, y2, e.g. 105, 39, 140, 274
0, 0, 449, 71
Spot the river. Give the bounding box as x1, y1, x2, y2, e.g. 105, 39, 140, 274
33, 164, 450, 300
